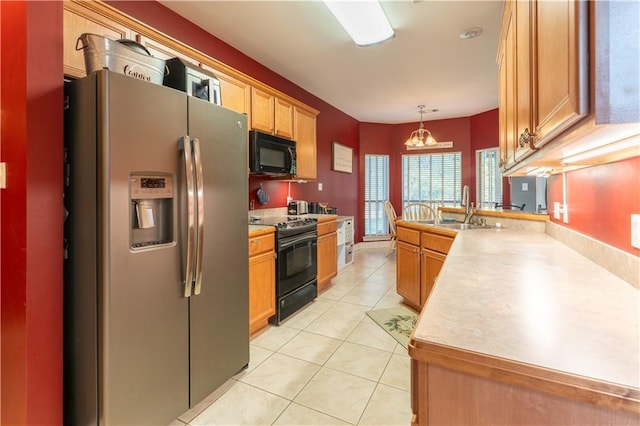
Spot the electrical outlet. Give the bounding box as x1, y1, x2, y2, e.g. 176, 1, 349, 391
553, 202, 568, 222
632, 214, 640, 249
318, 183, 323, 191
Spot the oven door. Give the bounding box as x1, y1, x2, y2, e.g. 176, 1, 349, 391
277, 230, 317, 296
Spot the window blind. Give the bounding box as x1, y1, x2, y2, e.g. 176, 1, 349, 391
402, 152, 462, 208
364, 155, 390, 236
476, 148, 502, 208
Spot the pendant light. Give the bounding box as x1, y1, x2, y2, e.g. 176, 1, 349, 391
405, 105, 437, 147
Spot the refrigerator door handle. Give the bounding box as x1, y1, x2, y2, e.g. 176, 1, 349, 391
192, 137, 205, 295
180, 136, 196, 297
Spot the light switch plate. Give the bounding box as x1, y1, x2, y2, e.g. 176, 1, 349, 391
522, 182, 528, 191
318, 183, 323, 191
632, 214, 640, 249
0, 162, 5, 189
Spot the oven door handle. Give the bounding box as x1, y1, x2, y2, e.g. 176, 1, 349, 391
278, 232, 317, 251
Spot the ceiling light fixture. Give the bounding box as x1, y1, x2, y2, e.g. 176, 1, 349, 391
405, 105, 438, 147
459, 27, 483, 40
322, 0, 394, 47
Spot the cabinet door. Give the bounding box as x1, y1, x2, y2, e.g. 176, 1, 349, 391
498, 0, 517, 170
532, 0, 588, 148
63, 3, 133, 78
274, 98, 294, 139
216, 70, 251, 116
294, 107, 318, 180
135, 34, 192, 61
514, 0, 535, 163
317, 232, 338, 292
396, 241, 421, 310
251, 87, 275, 134
420, 249, 446, 307
249, 250, 275, 335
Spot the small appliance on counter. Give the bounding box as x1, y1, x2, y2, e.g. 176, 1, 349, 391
288, 200, 308, 215
309, 202, 337, 215
163, 57, 221, 105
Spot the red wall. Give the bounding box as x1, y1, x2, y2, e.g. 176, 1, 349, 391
359, 109, 501, 216
0, 1, 63, 424
547, 157, 640, 255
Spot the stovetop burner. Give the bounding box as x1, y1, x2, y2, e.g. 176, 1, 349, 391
254, 216, 317, 230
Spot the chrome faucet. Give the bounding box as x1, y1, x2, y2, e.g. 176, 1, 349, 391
462, 185, 475, 224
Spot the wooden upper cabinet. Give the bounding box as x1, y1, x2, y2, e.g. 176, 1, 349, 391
63, 1, 318, 173
216, 71, 251, 116
198, 64, 252, 116
514, 0, 534, 163
497, 0, 588, 171
531, 0, 588, 148
497, 0, 517, 170
274, 98, 294, 139
134, 34, 192, 62
251, 87, 276, 134
63, 3, 133, 78
251, 88, 294, 139
294, 107, 318, 180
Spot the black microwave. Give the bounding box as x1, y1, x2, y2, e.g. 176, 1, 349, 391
249, 130, 297, 176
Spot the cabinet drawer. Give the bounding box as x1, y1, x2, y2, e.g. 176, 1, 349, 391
397, 226, 420, 245
421, 232, 453, 254
249, 233, 274, 257
317, 220, 337, 236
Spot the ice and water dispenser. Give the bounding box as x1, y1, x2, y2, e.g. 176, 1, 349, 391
130, 174, 173, 248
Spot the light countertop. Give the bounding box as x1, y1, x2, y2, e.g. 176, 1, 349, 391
248, 225, 275, 238
408, 225, 639, 403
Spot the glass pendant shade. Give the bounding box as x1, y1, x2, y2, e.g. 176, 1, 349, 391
405, 106, 437, 147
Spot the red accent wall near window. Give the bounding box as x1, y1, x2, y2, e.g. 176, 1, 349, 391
359, 109, 501, 214
0, 1, 63, 424
547, 157, 640, 255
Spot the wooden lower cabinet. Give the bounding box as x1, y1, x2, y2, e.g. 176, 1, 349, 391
396, 224, 454, 310
397, 240, 421, 310
420, 249, 446, 307
316, 219, 338, 292
410, 360, 639, 426
248, 232, 275, 335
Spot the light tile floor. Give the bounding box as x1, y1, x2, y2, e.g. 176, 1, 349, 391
174, 246, 410, 426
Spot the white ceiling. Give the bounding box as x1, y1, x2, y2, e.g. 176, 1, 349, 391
159, 0, 504, 124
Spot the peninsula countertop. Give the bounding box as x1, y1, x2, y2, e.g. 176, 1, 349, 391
403, 222, 640, 411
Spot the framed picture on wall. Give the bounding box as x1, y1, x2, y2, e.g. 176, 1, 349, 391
332, 142, 353, 174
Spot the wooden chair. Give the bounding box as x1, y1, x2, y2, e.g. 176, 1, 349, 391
383, 200, 397, 256
402, 202, 437, 221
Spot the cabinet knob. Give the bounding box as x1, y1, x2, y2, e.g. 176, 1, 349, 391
518, 128, 537, 148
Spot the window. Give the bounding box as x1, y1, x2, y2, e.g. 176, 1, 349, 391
402, 152, 462, 208
476, 148, 502, 208
364, 155, 390, 237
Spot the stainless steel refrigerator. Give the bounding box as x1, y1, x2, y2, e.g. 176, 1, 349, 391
64, 70, 249, 425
